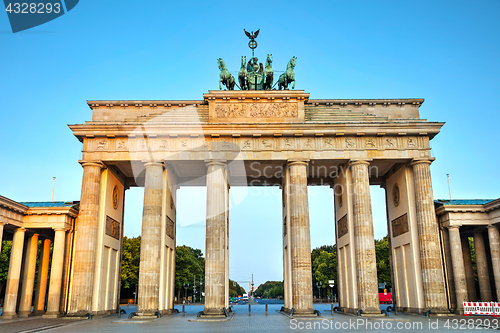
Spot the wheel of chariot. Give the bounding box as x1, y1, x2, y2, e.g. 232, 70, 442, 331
248, 40, 257, 49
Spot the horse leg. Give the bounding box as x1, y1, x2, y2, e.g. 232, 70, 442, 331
219, 78, 222, 90
292, 79, 295, 89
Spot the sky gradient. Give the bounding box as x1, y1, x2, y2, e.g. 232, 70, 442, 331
1, 1, 499, 288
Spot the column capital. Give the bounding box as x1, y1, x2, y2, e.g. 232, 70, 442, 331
448, 225, 461, 230
16, 227, 27, 233
410, 158, 436, 167
205, 160, 227, 167
79, 160, 105, 169
0, 221, 5, 227
487, 225, 498, 229
347, 159, 372, 167
53, 227, 68, 232
287, 159, 309, 167
144, 161, 163, 168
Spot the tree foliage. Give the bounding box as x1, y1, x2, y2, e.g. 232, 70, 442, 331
254, 281, 284, 298
228, 279, 246, 297
0, 241, 12, 296
121, 236, 141, 290
311, 245, 337, 296
375, 236, 391, 288
175, 245, 204, 299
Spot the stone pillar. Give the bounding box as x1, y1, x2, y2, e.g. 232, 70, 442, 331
488, 225, 500, 301
461, 234, 477, 301
349, 160, 380, 314
18, 233, 39, 317
411, 159, 448, 312
447, 226, 467, 312
474, 232, 492, 301
288, 160, 314, 315
33, 239, 51, 315
1, 227, 26, 319
68, 161, 103, 315
203, 161, 228, 316
137, 162, 164, 316
44, 229, 67, 317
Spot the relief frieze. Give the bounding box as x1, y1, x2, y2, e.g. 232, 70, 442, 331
391, 213, 409, 237
166, 215, 175, 239
86, 135, 422, 153
105, 215, 121, 240
337, 214, 348, 238
214, 102, 298, 118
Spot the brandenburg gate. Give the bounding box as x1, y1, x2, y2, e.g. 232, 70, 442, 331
59, 89, 447, 317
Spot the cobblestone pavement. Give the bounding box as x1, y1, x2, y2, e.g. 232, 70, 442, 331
1, 304, 498, 332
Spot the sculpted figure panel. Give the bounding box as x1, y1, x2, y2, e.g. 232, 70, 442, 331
214, 102, 298, 118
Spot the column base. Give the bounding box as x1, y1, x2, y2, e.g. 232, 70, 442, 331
135, 310, 160, 317
42, 312, 63, 318
340, 307, 384, 317
32, 310, 46, 316
424, 308, 453, 317
202, 307, 226, 316
1, 312, 18, 319
17, 311, 33, 318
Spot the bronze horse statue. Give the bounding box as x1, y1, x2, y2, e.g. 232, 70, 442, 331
263, 54, 273, 90
218, 58, 235, 90
238, 56, 248, 90
278, 56, 296, 90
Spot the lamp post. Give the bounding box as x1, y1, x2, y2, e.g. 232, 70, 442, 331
328, 280, 335, 304
183, 282, 189, 302
316, 282, 322, 302
193, 275, 197, 303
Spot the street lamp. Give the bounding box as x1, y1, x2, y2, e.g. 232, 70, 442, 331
183, 282, 189, 302
328, 280, 335, 304
316, 282, 322, 302
193, 275, 197, 303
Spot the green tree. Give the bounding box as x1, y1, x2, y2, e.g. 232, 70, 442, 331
228, 279, 246, 297
375, 236, 391, 288
175, 245, 204, 301
254, 281, 284, 298
0, 241, 12, 297
311, 245, 337, 297
120, 236, 141, 290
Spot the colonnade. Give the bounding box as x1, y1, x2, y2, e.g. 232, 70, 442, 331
1, 227, 68, 319
445, 224, 500, 312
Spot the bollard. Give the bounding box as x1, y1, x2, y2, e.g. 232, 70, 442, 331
249, 304, 251, 316
266, 304, 268, 316
331, 304, 334, 315
182, 305, 185, 317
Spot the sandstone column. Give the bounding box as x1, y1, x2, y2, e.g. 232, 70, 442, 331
68, 161, 103, 315
488, 225, 500, 301
44, 229, 67, 317
18, 233, 39, 317
288, 160, 314, 315
137, 162, 164, 316
474, 232, 492, 301
448, 226, 467, 312
349, 160, 380, 314
411, 159, 448, 312
1, 227, 26, 319
204, 161, 228, 316
461, 234, 477, 301
33, 239, 51, 315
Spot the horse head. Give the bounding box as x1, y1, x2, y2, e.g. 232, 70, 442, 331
241, 56, 246, 68
290, 56, 297, 68
267, 54, 273, 64
217, 58, 225, 71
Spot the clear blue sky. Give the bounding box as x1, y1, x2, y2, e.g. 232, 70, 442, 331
1, 1, 499, 288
